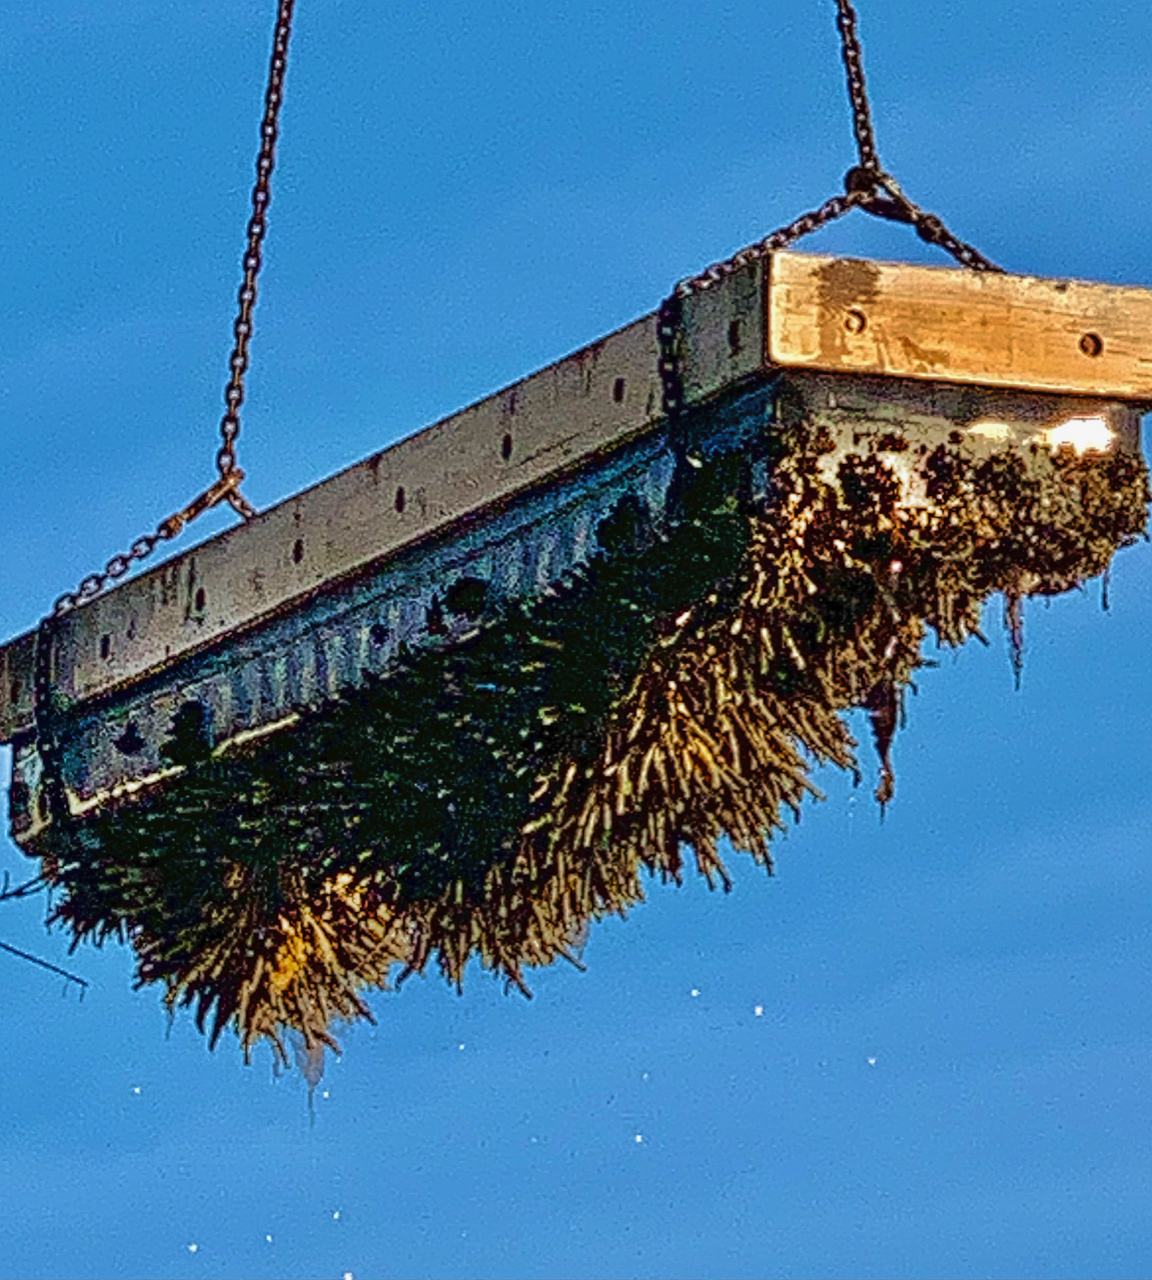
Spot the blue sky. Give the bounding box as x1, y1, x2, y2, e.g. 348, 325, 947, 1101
3, 2, 1152, 1277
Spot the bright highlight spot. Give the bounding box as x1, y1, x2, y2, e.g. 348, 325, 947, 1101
867, 1057, 877, 1066
965, 419, 1014, 443
968, 415, 1115, 455
690, 989, 700, 997
754, 1005, 764, 1017
265, 1235, 273, 1243
333, 1211, 341, 1220
187, 1244, 199, 1253
634, 1134, 643, 1143
1037, 415, 1114, 454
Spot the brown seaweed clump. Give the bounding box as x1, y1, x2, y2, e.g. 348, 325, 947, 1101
43, 409, 1149, 1061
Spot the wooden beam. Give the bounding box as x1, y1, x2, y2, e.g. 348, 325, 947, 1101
767, 250, 1152, 400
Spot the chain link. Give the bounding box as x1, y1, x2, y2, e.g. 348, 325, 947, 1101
669, 0, 1001, 309
217, 0, 295, 505
50, 470, 249, 615
33, 617, 64, 826
675, 190, 873, 297
656, 292, 686, 421
834, 0, 879, 172
831, 0, 1001, 273
46, 0, 294, 622
34, 2, 296, 826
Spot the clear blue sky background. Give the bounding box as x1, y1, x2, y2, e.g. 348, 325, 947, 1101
2, 2, 1151, 1277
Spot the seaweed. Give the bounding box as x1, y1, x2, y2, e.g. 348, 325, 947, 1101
39, 405, 1150, 1060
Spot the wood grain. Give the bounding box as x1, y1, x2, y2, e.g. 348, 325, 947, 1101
768, 250, 1152, 401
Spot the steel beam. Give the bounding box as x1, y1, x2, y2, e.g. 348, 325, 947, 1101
0, 261, 765, 746
4, 249, 1152, 854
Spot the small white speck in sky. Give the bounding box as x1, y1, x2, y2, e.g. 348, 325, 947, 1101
634, 1134, 643, 1143
867, 1057, 877, 1066
187, 1243, 198, 1253
265, 1235, 273, 1243
333, 1211, 341, 1220
322, 1090, 330, 1099
641, 1071, 650, 1081
132, 1086, 141, 1094
754, 1005, 763, 1017
344, 1272, 354, 1280
690, 989, 699, 997
458, 1043, 465, 1050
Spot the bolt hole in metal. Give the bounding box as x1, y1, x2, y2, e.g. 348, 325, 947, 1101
501, 432, 514, 460
163, 700, 215, 767
292, 538, 305, 564
394, 485, 406, 514
612, 377, 626, 404
845, 308, 868, 334
114, 720, 147, 755
194, 587, 207, 612
100, 635, 111, 660
727, 319, 742, 355
1079, 331, 1104, 357
9, 679, 19, 704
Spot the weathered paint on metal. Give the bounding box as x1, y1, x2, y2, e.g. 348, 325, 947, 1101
5, 248, 1149, 852
9, 364, 1144, 853
7, 381, 774, 848
0, 261, 765, 746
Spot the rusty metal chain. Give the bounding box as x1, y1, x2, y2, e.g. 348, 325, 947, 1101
217, 0, 295, 501
835, 0, 879, 173
832, 0, 1001, 273
50, 471, 249, 616
656, 291, 686, 421
35, 2, 296, 831
674, 190, 874, 299
32, 616, 65, 825
48, 0, 294, 619
670, 0, 1001, 307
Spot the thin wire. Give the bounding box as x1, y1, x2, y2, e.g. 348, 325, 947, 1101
0, 940, 88, 990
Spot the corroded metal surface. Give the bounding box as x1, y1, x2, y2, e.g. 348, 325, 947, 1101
7, 250, 1152, 747
0, 260, 764, 745
8, 368, 1143, 855
29, 369, 1148, 1057
7, 380, 771, 850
